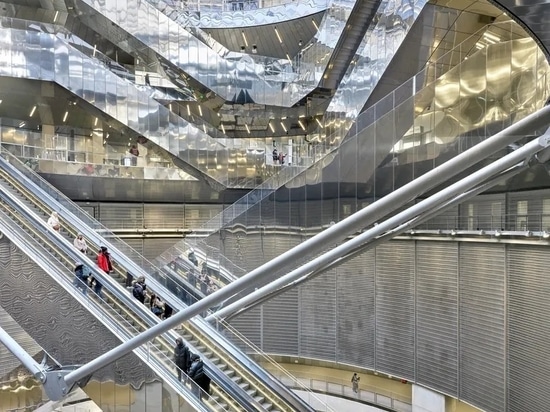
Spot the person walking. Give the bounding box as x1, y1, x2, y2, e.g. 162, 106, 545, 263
173, 338, 190, 382
351, 373, 360, 393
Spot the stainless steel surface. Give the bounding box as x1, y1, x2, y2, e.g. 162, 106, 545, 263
491, 0, 550, 57
208, 132, 549, 322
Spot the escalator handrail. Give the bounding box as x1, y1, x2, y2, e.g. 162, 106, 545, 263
0, 161, 296, 412
0, 196, 213, 412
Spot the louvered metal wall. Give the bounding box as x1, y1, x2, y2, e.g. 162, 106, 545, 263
507, 245, 550, 412
299, 270, 338, 360
263, 289, 299, 355
415, 242, 458, 396
336, 248, 376, 368
120, 238, 181, 262
375, 241, 416, 379
75, 202, 223, 230
458, 243, 506, 412
459, 193, 506, 230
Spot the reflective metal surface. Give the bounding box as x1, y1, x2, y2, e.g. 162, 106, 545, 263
179, 0, 329, 28
491, 0, 550, 57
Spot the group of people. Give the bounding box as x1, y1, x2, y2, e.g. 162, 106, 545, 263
188, 250, 220, 296
72, 231, 113, 300
131, 275, 173, 319
272, 148, 286, 165
174, 338, 211, 400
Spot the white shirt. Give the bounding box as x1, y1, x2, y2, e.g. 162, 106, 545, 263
47, 215, 60, 229
74, 237, 87, 252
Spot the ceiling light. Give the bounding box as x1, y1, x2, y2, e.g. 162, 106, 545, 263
29, 105, 36, 117
274, 27, 283, 44
241, 31, 248, 47
94, 117, 98, 126
269, 122, 275, 133
18, 121, 25, 128
298, 120, 306, 131
286, 53, 292, 65
312, 19, 319, 31
93, 44, 97, 57
221, 123, 226, 134
245, 124, 250, 134
198, 105, 203, 117
169, 103, 172, 111
186, 105, 191, 116
63, 111, 68, 122
280, 122, 287, 132
315, 118, 324, 128
54, 10, 59, 22
202, 124, 207, 133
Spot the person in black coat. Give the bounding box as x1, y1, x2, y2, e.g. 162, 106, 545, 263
173, 338, 189, 381
188, 354, 210, 400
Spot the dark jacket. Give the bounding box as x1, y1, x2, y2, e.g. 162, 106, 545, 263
173, 342, 190, 371
188, 358, 210, 393
132, 281, 147, 303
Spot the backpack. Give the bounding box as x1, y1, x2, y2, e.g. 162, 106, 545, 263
133, 283, 144, 299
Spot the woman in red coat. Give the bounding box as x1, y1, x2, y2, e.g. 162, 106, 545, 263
94, 246, 113, 299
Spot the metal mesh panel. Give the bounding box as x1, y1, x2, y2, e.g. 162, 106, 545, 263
375, 241, 415, 379
507, 189, 550, 231
299, 269, 337, 360
459, 194, 505, 231
121, 238, 144, 256
97, 203, 144, 229
143, 204, 184, 229
227, 305, 262, 352
415, 241, 458, 396
336, 248, 375, 368
262, 288, 299, 355
142, 238, 181, 261
507, 244, 550, 412
459, 243, 505, 412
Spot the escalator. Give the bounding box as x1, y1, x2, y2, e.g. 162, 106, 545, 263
0, 153, 317, 412
0, 180, 236, 411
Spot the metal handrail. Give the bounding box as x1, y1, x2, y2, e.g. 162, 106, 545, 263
0, 152, 318, 412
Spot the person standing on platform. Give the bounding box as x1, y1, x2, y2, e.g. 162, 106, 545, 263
351, 373, 360, 393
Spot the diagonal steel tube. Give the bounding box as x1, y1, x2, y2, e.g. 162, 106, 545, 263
211, 163, 529, 321
60, 109, 550, 390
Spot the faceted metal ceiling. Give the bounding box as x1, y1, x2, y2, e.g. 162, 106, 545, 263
206, 11, 326, 60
